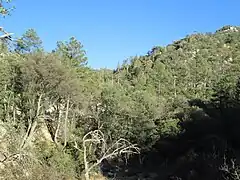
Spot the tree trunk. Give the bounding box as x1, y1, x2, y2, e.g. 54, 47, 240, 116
13, 104, 16, 124
173, 77, 177, 97
63, 97, 70, 149
20, 120, 32, 149
21, 120, 38, 149
83, 141, 90, 180
20, 94, 42, 150
54, 106, 62, 145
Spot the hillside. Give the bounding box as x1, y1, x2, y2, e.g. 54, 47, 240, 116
1, 5, 240, 178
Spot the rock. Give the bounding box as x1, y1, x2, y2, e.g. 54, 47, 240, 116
0, 152, 6, 162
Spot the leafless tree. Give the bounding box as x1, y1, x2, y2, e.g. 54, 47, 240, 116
74, 129, 140, 180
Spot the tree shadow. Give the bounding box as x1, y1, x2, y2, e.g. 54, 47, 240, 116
101, 87, 240, 179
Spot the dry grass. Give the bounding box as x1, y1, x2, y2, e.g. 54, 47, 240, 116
89, 173, 106, 180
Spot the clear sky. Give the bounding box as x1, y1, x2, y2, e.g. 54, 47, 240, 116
1, 0, 240, 69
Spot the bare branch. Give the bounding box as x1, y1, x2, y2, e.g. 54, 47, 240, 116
75, 129, 140, 180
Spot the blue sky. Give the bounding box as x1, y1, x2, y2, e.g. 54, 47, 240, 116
1, 0, 240, 69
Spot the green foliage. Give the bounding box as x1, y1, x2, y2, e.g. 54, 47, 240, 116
15, 29, 43, 53
1, 23, 240, 179
0, 0, 15, 16
55, 37, 88, 67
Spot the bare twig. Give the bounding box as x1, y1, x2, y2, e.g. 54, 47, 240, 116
219, 155, 240, 180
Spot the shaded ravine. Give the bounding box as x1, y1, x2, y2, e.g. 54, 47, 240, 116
100, 97, 240, 180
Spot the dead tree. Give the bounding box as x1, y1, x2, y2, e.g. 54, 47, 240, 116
74, 130, 140, 180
